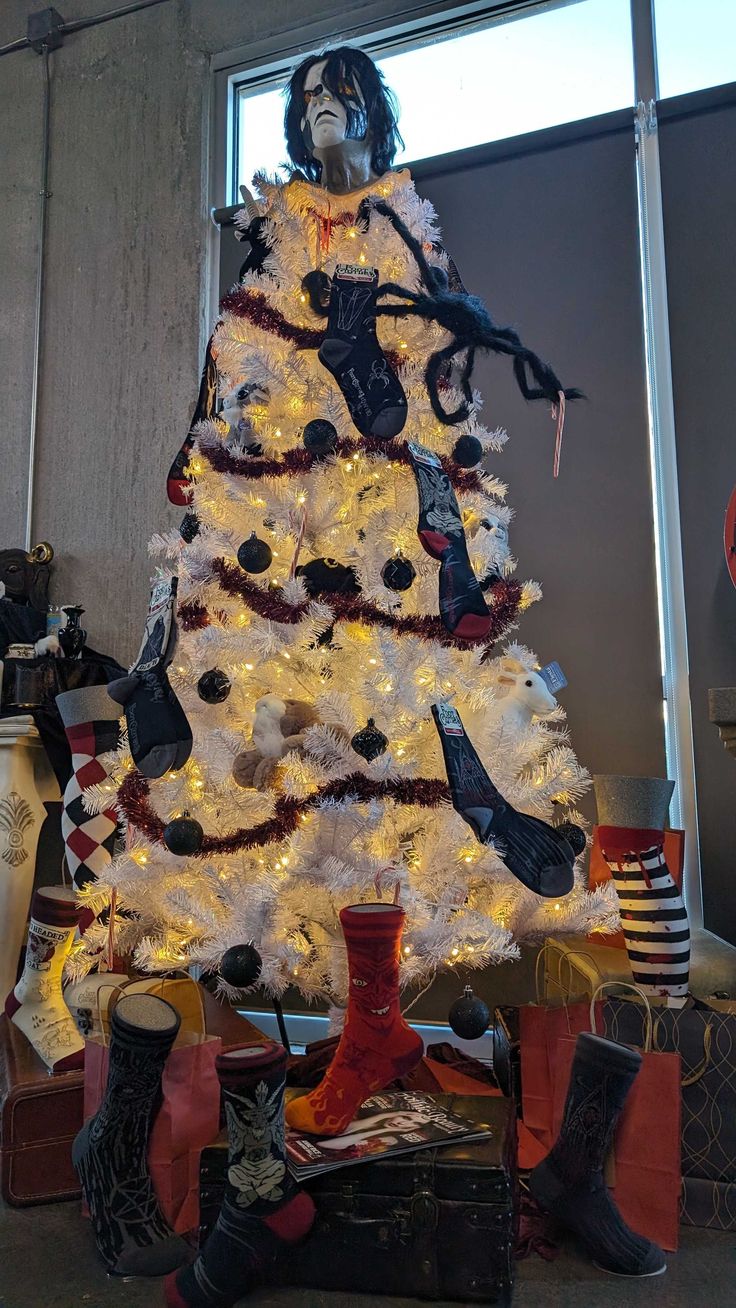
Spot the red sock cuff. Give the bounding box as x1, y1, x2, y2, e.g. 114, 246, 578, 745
216, 1040, 286, 1086
598, 826, 664, 859
30, 888, 79, 929
340, 904, 405, 939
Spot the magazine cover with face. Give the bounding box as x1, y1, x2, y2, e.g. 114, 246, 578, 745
286, 1091, 493, 1179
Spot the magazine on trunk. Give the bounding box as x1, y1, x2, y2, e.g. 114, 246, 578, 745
286, 1091, 493, 1179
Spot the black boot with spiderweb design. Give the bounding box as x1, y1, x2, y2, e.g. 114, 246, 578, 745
431, 702, 580, 898
72, 993, 190, 1277
530, 1032, 666, 1277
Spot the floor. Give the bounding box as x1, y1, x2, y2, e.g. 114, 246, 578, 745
0, 1200, 733, 1307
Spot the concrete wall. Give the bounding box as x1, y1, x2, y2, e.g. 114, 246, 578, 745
0, 0, 403, 664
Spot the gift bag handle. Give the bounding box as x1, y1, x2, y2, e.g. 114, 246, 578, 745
535, 942, 603, 1007
589, 981, 654, 1053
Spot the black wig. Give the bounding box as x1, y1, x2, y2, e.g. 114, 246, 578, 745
284, 46, 403, 183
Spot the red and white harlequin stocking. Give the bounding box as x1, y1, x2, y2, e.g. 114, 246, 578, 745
56, 686, 121, 896
285, 904, 423, 1136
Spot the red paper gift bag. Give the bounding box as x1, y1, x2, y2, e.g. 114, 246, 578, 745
83, 1030, 221, 1236
551, 984, 682, 1251
519, 947, 606, 1152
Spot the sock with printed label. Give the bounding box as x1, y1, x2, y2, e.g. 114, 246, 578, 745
408, 442, 492, 642
4, 886, 85, 1072
432, 702, 581, 898
318, 265, 407, 440
285, 904, 423, 1137
165, 1042, 315, 1307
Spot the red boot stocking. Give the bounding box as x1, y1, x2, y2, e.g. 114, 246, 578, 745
285, 904, 422, 1137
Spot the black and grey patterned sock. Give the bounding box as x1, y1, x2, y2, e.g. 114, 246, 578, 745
166, 1042, 314, 1308
530, 1032, 666, 1277
431, 702, 581, 898
107, 576, 192, 777
73, 993, 190, 1277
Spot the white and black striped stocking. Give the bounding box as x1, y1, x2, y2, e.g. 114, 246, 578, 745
599, 825, 690, 1002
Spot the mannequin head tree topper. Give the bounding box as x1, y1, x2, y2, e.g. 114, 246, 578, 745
284, 46, 403, 184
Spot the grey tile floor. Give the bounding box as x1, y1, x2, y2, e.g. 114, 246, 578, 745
0, 1201, 733, 1307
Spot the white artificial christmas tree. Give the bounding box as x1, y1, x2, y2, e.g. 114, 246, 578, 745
72, 81, 618, 1002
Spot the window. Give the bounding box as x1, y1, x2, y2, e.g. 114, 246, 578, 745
654, 0, 736, 100
233, 0, 634, 198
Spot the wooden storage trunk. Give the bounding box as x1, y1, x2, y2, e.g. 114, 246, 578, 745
200, 1092, 518, 1304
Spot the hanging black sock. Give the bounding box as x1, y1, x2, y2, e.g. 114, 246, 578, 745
165, 1042, 315, 1307
108, 577, 192, 777
167, 335, 218, 505
318, 264, 407, 440
431, 702, 580, 898
530, 1032, 666, 1277
408, 442, 491, 642
73, 993, 190, 1277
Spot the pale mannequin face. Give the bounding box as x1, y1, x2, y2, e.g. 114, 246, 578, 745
300, 59, 366, 152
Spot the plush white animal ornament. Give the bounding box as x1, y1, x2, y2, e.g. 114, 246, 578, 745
493, 657, 557, 728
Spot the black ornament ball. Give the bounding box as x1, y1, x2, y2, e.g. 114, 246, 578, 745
381, 553, 416, 593
197, 668, 231, 704
556, 822, 587, 857
180, 511, 200, 543
448, 986, 490, 1040
452, 434, 483, 468
220, 942, 263, 989
303, 419, 338, 457
296, 558, 360, 596
237, 532, 272, 574
351, 717, 388, 762
163, 812, 204, 857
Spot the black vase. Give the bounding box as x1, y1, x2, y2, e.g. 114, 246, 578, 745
58, 605, 86, 659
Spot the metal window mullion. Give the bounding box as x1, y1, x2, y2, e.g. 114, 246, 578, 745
630, 0, 703, 925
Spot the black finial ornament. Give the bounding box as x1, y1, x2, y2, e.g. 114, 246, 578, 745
448, 986, 490, 1040
296, 558, 360, 596
452, 434, 483, 468
163, 812, 204, 856
303, 418, 338, 457
237, 533, 272, 574
351, 718, 388, 762
555, 822, 586, 857
180, 511, 200, 543
197, 668, 231, 704
220, 942, 263, 988
381, 553, 416, 593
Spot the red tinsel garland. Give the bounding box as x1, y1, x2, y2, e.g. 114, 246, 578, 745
211, 558, 522, 650
118, 769, 451, 856
200, 434, 485, 493
178, 603, 210, 631
218, 286, 402, 371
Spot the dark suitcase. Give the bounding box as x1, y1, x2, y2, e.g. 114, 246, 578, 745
492, 1006, 521, 1114
200, 1092, 518, 1303
0, 1013, 84, 1205
0, 986, 265, 1206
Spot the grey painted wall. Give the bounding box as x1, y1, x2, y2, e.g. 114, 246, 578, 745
0, 0, 405, 663
659, 98, 736, 947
